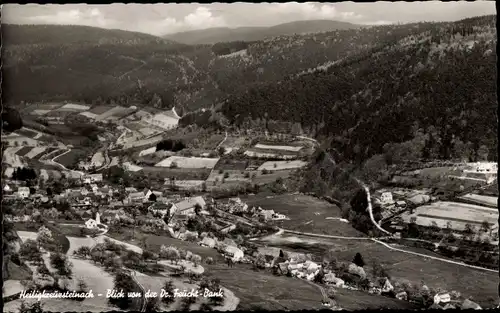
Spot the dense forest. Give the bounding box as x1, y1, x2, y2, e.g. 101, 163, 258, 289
221, 15, 497, 164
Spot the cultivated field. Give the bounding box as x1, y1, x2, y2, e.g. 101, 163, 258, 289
15, 128, 39, 138
79, 111, 98, 119
458, 193, 497, 207
139, 146, 157, 157
244, 150, 297, 160
24, 147, 48, 159
88, 105, 114, 115
254, 143, 303, 152
155, 156, 220, 169
13, 146, 32, 157
58, 103, 91, 111
142, 166, 211, 180
403, 201, 498, 231
214, 159, 253, 171
90, 151, 104, 168
123, 161, 143, 172
244, 194, 363, 237
172, 180, 205, 190
3, 147, 27, 168
54, 149, 87, 167
95, 106, 128, 121
261, 234, 498, 308
257, 160, 307, 171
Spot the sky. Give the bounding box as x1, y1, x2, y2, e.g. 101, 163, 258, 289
2, 2, 496, 36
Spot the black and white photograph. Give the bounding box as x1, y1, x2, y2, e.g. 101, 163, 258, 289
1, 1, 498, 312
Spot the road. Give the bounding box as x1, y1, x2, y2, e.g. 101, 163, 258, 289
43, 148, 85, 177
117, 57, 147, 80
130, 270, 147, 312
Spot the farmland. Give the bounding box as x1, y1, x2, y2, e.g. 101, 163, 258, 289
24, 147, 48, 159
139, 146, 156, 157
258, 160, 307, 171
259, 233, 498, 308
458, 193, 497, 207
141, 166, 212, 180
155, 156, 220, 169
54, 149, 87, 168
254, 143, 303, 152
57, 103, 91, 111
13, 146, 32, 157
244, 149, 297, 160
402, 201, 498, 231
245, 193, 363, 237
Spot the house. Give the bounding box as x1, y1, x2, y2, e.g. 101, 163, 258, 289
17, 187, 30, 199
272, 213, 287, 220
173, 196, 206, 216
223, 245, 244, 262
148, 202, 175, 218
83, 174, 103, 184
199, 237, 216, 248
3, 184, 12, 193
145, 189, 162, 201
259, 209, 275, 221
434, 292, 451, 305
125, 187, 138, 193
380, 192, 394, 205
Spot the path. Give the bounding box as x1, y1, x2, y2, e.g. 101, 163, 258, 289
43, 148, 85, 177
216, 131, 228, 150
118, 57, 147, 80
130, 270, 147, 312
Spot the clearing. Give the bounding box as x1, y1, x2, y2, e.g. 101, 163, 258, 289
257, 160, 307, 171
244, 194, 363, 237
403, 201, 498, 231
458, 193, 497, 207
155, 156, 220, 169
254, 144, 303, 152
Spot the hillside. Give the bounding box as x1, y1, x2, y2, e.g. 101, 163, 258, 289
163, 20, 360, 44
2, 24, 176, 46
3, 22, 413, 113
220, 15, 497, 165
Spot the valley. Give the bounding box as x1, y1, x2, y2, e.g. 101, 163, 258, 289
2, 5, 498, 313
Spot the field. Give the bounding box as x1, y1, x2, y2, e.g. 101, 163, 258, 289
13, 146, 33, 157
139, 146, 157, 157
221, 135, 248, 150
206, 170, 251, 183
15, 128, 39, 138
244, 194, 364, 237
25, 147, 48, 159
244, 149, 297, 160
90, 151, 104, 167
458, 193, 497, 207
155, 156, 220, 169
95, 106, 128, 121
214, 159, 253, 171
141, 166, 211, 180
3, 147, 27, 168
403, 201, 498, 231
254, 143, 303, 152
173, 180, 205, 190
79, 111, 98, 119
258, 160, 307, 171
123, 161, 143, 172
260, 234, 498, 308
58, 103, 91, 111
54, 149, 87, 167
88, 105, 114, 115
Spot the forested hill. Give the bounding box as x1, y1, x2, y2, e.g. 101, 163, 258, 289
163, 20, 360, 44
220, 15, 497, 163
2, 24, 176, 46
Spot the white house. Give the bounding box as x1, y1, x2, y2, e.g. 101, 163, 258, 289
272, 213, 287, 220
199, 237, 216, 248
85, 219, 97, 229
3, 184, 12, 193
380, 192, 394, 205
173, 196, 206, 216
146, 112, 179, 130
83, 174, 103, 184
223, 245, 244, 262
259, 209, 275, 221
434, 292, 451, 305
17, 187, 30, 199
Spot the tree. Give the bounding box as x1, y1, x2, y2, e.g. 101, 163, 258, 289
353, 252, 365, 267
18, 300, 43, 313
162, 280, 175, 305
160, 246, 180, 264
19, 239, 42, 264
480, 221, 490, 233
2, 107, 23, 133
73, 246, 91, 259
37, 226, 55, 250
191, 254, 202, 267
464, 223, 475, 235
76, 278, 89, 293
170, 161, 178, 169
108, 271, 137, 310
145, 296, 161, 312
181, 295, 196, 311
50, 252, 73, 278
218, 146, 226, 156
477, 145, 489, 161
36, 263, 50, 276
